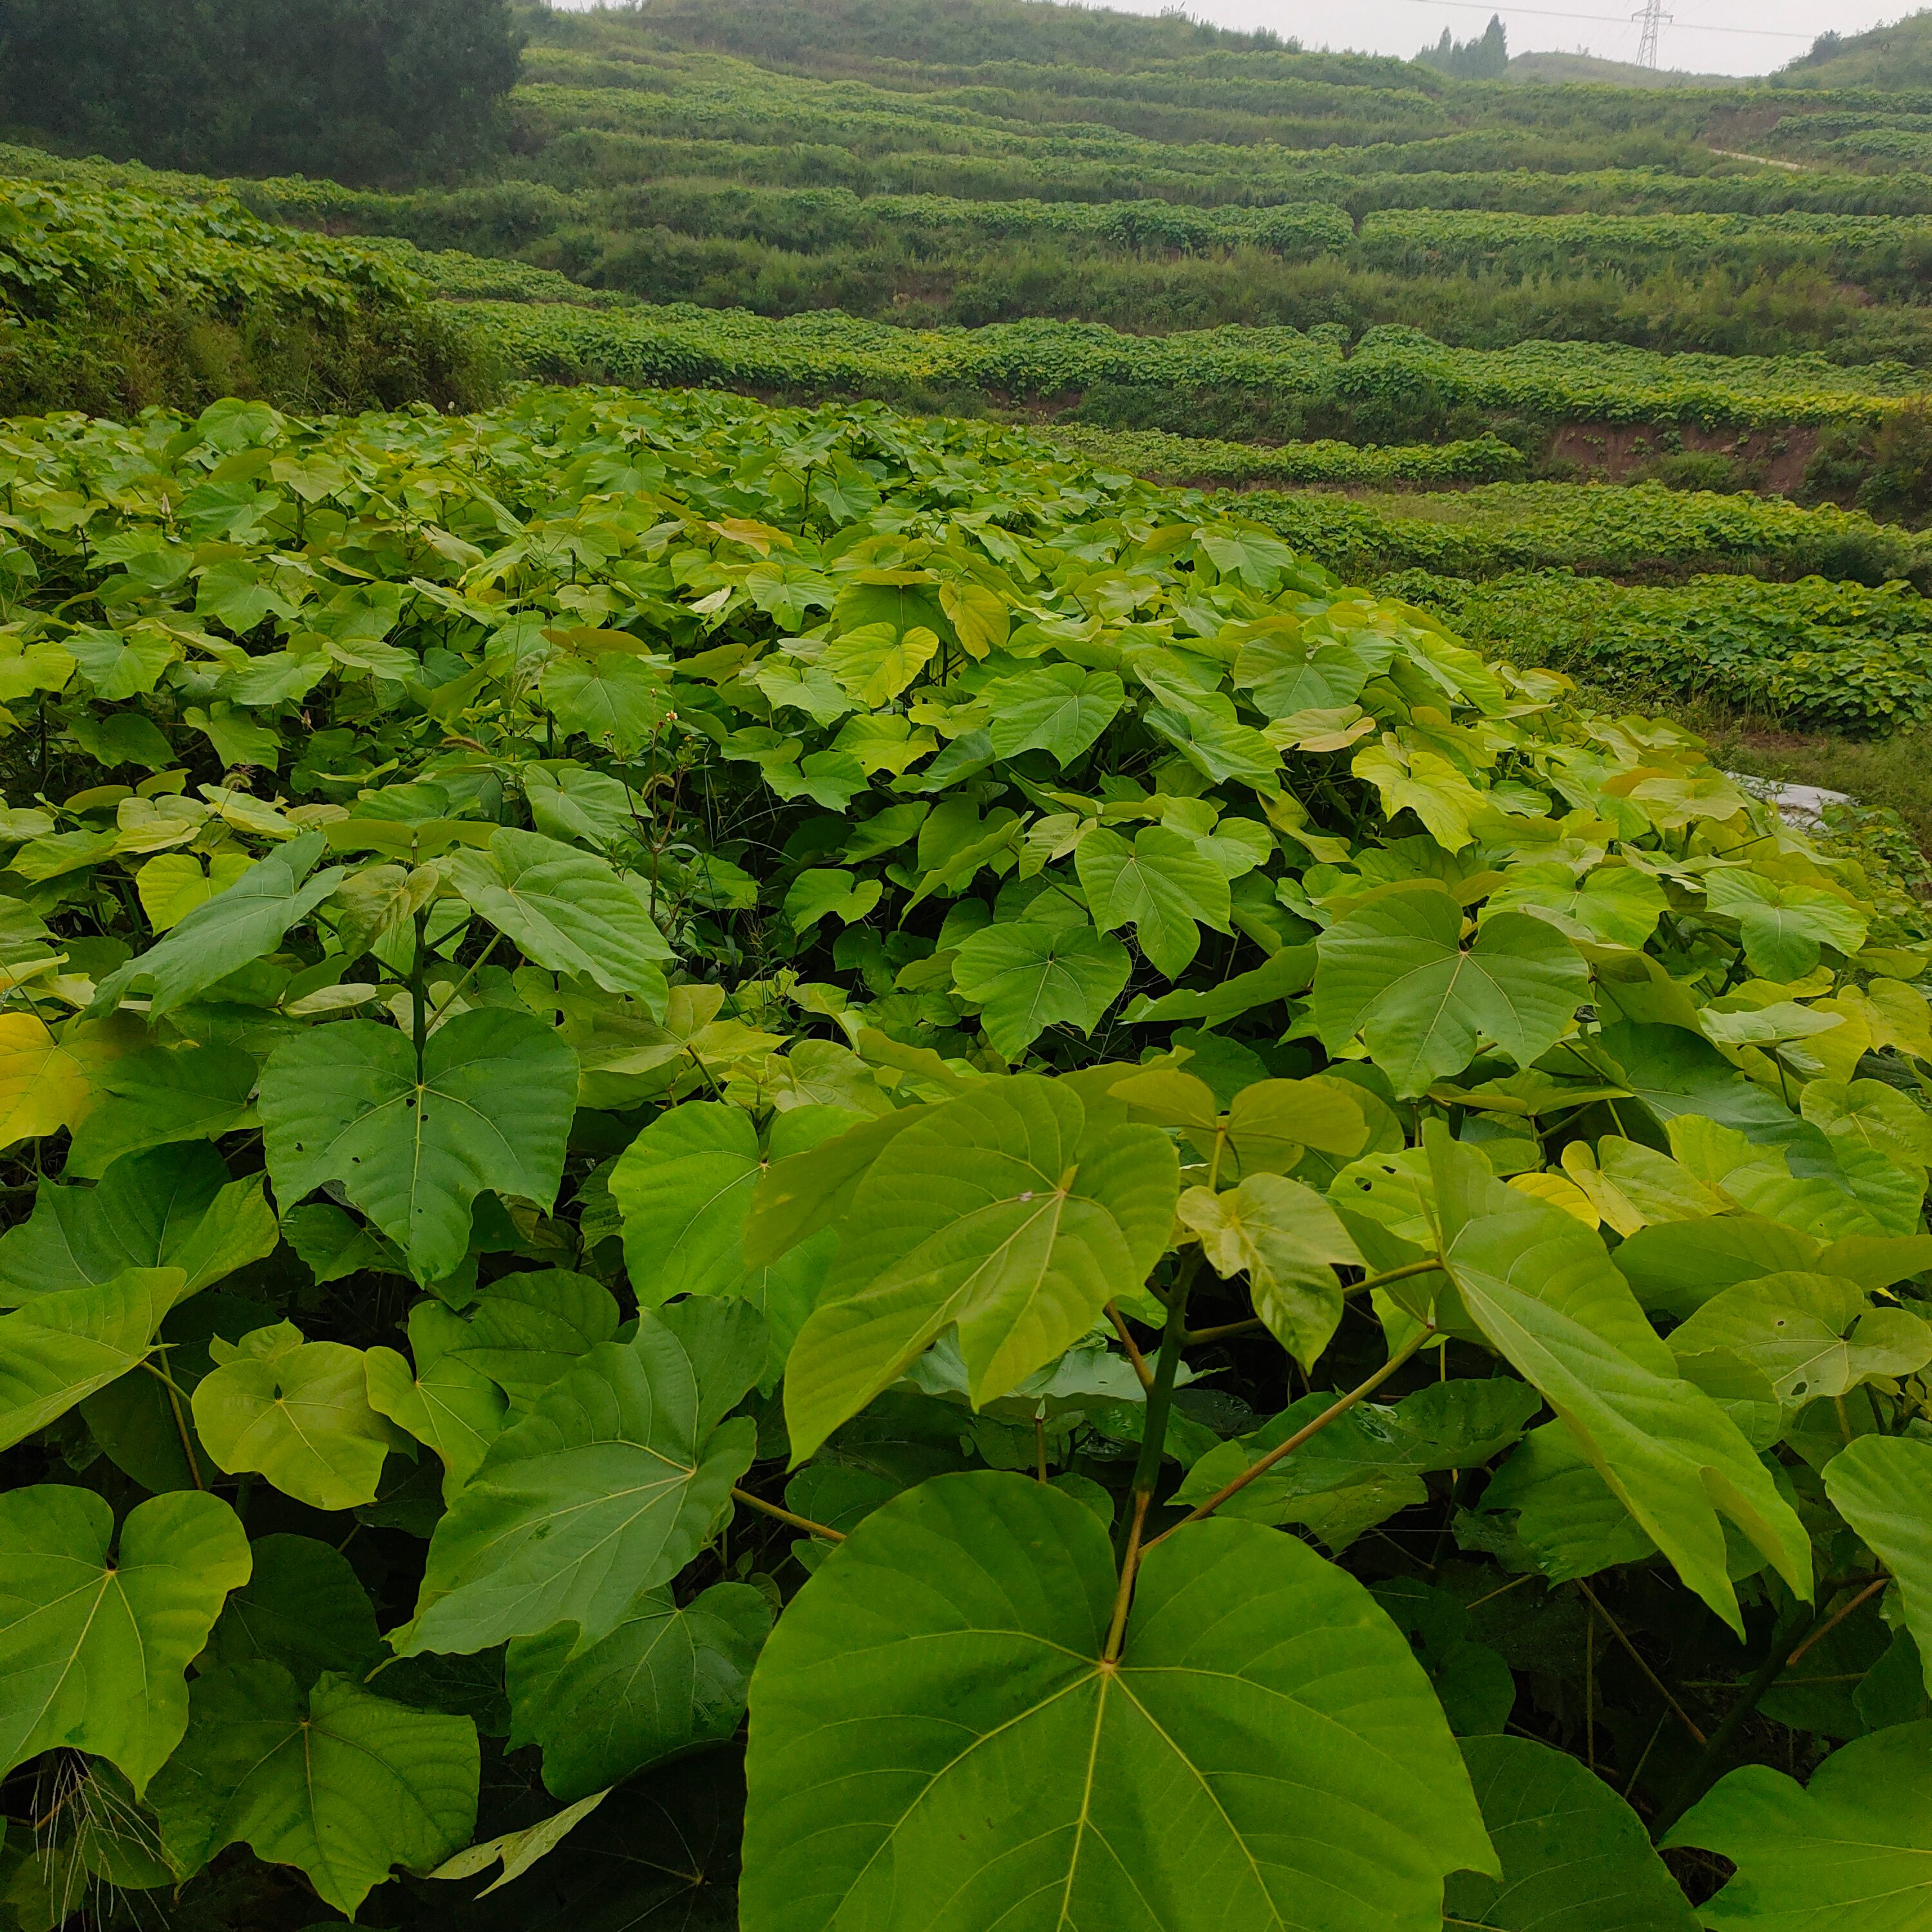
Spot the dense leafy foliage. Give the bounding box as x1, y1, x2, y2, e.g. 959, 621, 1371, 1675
0, 380, 1928, 1929
0, 0, 522, 185
1398, 571, 1932, 733
1238, 481, 1932, 592
0, 177, 488, 419
461, 298, 1923, 435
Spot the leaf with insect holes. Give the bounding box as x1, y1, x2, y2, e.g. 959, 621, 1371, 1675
192, 1321, 402, 1511
1670, 1273, 1932, 1406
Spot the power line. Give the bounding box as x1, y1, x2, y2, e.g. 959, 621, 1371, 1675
1385, 0, 1813, 37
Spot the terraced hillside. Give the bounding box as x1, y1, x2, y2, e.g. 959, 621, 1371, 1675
3, 10, 1932, 1928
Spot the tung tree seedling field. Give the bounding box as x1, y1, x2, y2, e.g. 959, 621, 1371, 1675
0, 386, 1929, 1928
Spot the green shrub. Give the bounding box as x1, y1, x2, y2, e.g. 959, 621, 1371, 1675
0, 178, 495, 415
1385, 567, 1932, 730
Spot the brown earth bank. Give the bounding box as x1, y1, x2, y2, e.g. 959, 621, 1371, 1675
1548, 420, 1821, 489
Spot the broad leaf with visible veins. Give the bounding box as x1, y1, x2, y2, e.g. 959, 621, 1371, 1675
1663, 1721, 1932, 1931
260, 1008, 576, 1282
365, 1303, 507, 1500
782, 1077, 1176, 1461
1823, 1436, 1932, 1696
88, 831, 344, 1020
950, 920, 1130, 1059
742, 1473, 1494, 1932
448, 828, 672, 1009
0, 1266, 187, 1450
1449, 1735, 1698, 1931
507, 1581, 771, 1801
0, 1486, 250, 1794
1314, 882, 1588, 1097
150, 1662, 478, 1917
400, 1299, 764, 1656
191, 1321, 401, 1511
0, 1144, 276, 1305
1425, 1127, 1810, 1634
1179, 1171, 1363, 1368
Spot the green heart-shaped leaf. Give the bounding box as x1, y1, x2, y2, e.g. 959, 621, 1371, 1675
742, 1473, 1494, 1931
401, 1299, 764, 1656
507, 1580, 771, 1802
0, 1486, 249, 1794
260, 1008, 576, 1283
783, 1077, 1177, 1461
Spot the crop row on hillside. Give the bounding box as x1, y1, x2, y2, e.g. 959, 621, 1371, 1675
253, 169, 1932, 283
19, 140, 1932, 370
1237, 479, 1932, 589
1050, 424, 1529, 485
460, 294, 1925, 432
1387, 567, 1932, 730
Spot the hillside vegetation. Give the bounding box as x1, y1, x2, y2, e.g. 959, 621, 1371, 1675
3, 6, 1932, 1930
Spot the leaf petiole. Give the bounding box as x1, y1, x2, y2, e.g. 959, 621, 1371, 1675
731, 1484, 846, 1544
1143, 1321, 1435, 1549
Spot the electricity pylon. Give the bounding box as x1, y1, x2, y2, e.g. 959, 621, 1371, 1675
1633, 0, 1671, 68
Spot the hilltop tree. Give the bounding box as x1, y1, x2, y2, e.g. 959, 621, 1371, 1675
1417, 14, 1509, 77
0, 0, 523, 185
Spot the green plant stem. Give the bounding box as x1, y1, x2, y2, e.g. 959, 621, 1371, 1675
1142, 1323, 1434, 1549
1104, 1300, 1154, 1389
1650, 1596, 1832, 1840
408, 905, 430, 1084
424, 929, 502, 1030
1349, 1256, 1448, 1298
1182, 1315, 1265, 1345
1575, 1578, 1707, 1745
140, 1358, 204, 1491
1116, 1255, 1198, 1562
1103, 1489, 1151, 1663
1183, 1257, 1444, 1347
1784, 1573, 1888, 1667
1099, 1255, 1200, 1656
731, 1484, 846, 1544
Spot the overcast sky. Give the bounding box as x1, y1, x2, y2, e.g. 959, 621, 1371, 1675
1101, 0, 1903, 75
553, 0, 1917, 79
